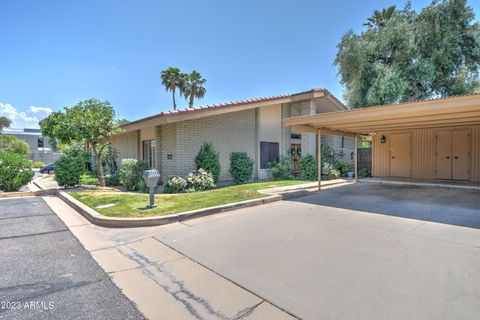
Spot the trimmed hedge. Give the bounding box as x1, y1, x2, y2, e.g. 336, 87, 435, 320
0, 152, 34, 192
229, 152, 254, 183
54, 154, 85, 187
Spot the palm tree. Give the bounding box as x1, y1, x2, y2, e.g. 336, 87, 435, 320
182, 71, 207, 108
161, 67, 182, 110
364, 5, 396, 28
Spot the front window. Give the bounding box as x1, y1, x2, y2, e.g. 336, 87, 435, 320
142, 140, 156, 169
260, 141, 279, 169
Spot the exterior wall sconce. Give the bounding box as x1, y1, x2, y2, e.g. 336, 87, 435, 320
380, 135, 386, 144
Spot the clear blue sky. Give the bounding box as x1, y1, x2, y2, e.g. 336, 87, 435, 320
0, 0, 478, 127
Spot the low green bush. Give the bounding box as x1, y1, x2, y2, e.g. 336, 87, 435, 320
32, 161, 45, 169
54, 155, 86, 187
195, 143, 221, 183
163, 176, 188, 193
327, 165, 341, 180
163, 169, 215, 193
332, 160, 352, 177
358, 168, 370, 178
104, 173, 120, 187
229, 152, 254, 184
0, 152, 34, 191
79, 174, 99, 186
185, 168, 215, 192
118, 158, 148, 191
268, 156, 293, 180
299, 154, 318, 180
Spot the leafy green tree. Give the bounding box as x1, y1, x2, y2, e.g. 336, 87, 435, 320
0, 135, 30, 156
0, 116, 11, 132
182, 71, 207, 108
161, 67, 183, 110
40, 99, 118, 187
335, 0, 480, 108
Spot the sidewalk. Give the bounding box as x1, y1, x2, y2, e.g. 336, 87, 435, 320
43, 196, 296, 320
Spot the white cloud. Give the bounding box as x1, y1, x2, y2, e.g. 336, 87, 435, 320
0, 103, 53, 129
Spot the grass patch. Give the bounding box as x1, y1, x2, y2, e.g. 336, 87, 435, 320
69, 180, 312, 218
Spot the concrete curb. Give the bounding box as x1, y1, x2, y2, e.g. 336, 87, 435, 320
0, 189, 57, 199
57, 191, 282, 228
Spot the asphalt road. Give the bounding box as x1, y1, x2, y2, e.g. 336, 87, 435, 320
0, 197, 144, 320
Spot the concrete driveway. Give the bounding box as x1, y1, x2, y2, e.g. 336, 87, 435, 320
153, 183, 480, 320
0, 197, 143, 320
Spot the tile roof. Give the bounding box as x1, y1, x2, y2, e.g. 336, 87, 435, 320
122, 88, 346, 127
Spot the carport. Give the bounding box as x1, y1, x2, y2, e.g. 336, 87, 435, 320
283, 93, 480, 188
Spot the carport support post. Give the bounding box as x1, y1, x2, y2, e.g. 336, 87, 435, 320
317, 128, 322, 190
354, 133, 358, 183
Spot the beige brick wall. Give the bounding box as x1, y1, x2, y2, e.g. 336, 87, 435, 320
156, 109, 257, 182
111, 130, 140, 164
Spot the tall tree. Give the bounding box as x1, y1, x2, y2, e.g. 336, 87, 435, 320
0, 116, 12, 132
364, 5, 396, 28
40, 99, 118, 187
335, 0, 480, 108
182, 71, 207, 108
161, 67, 183, 110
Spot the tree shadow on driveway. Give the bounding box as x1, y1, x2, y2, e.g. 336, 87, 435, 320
286, 183, 480, 229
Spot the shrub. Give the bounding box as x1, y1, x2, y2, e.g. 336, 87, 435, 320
195, 143, 221, 183
0, 135, 30, 156
358, 168, 370, 178
332, 160, 352, 177
104, 173, 120, 187
79, 174, 99, 186
321, 144, 333, 165
185, 168, 215, 192
32, 161, 45, 169
54, 155, 85, 187
118, 158, 148, 191
0, 152, 34, 192
163, 176, 188, 193
229, 152, 254, 184
327, 165, 341, 180
268, 156, 293, 180
299, 154, 318, 180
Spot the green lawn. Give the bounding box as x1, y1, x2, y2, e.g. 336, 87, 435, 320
69, 180, 312, 218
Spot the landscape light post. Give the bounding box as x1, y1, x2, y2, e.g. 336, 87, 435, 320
143, 169, 161, 208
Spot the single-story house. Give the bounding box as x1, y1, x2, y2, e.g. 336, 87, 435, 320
111, 88, 354, 183
283, 93, 480, 185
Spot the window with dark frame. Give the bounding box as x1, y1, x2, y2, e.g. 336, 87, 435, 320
38, 137, 44, 149
260, 142, 279, 169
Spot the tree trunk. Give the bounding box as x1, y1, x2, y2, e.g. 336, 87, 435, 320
189, 92, 194, 108
172, 87, 177, 110
96, 153, 105, 187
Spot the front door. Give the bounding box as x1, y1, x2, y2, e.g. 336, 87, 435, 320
452, 130, 469, 180
390, 133, 411, 177
291, 144, 301, 174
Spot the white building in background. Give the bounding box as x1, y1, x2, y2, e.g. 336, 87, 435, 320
0, 128, 61, 163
